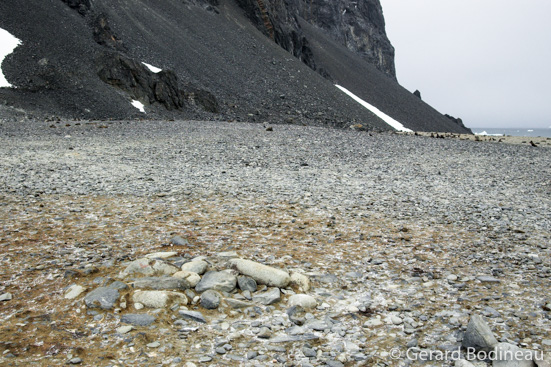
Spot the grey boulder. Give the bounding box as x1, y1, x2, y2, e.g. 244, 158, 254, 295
252, 288, 281, 305
84, 287, 119, 310
195, 270, 237, 293
121, 314, 156, 326
462, 314, 498, 352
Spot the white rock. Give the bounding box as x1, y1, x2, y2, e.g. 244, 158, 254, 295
230, 259, 290, 287
456, 360, 476, 367
290, 272, 311, 292
132, 291, 187, 308
180, 260, 208, 275
173, 271, 201, 287
364, 318, 383, 327
116, 325, 133, 334
0, 293, 12, 302
134, 302, 144, 310
288, 294, 317, 309
390, 315, 403, 325
64, 285, 86, 299
144, 251, 178, 259
492, 342, 535, 367
218, 251, 239, 259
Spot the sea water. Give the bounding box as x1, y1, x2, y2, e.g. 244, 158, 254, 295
471, 128, 551, 138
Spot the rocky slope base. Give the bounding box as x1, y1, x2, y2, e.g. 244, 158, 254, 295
0, 0, 471, 133
0, 120, 548, 366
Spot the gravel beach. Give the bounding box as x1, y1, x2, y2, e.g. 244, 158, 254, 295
0, 120, 550, 366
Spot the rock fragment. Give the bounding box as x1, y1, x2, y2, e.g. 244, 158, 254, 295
132, 290, 188, 308
84, 287, 119, 309
230, 259, 290, 287
462, 314, 498, 352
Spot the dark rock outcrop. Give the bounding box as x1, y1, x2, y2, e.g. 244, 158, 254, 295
96, 52, 184, 111
92, 13, 126, 52
235, 0, 396, 79
444, 114, 469, 131
61, 0, 90, 16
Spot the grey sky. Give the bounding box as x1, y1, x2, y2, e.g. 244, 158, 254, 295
381, 0, 551, 128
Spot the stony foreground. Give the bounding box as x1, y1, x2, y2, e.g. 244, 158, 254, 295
0, 120, 550, 366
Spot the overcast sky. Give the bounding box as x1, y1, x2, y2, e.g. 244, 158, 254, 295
381, 0, 551, 128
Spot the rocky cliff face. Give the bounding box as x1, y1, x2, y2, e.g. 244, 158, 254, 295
235, 0, 396, 79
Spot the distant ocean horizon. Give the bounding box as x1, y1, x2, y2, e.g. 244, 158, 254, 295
471, 127, 551, 138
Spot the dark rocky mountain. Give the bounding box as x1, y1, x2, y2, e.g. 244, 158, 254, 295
0, 0, 471, 133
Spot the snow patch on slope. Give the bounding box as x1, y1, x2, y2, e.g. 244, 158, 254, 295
0, 28, 22, 88
131, 100, 146, 113
336, 85, 413, 132
142, 62, 162, 73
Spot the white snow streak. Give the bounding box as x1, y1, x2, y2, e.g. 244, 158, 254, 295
131, 100, 146, 113
0, 28, 22, 88
335, 84, 413, 132
142, 62, 162, 73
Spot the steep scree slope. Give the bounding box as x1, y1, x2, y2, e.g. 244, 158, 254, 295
0, 0, 471, 133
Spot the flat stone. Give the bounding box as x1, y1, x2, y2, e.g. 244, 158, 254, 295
84, 287, 119, 310
225, 298, 253, 309
462, 314, 498, 352
107, 281, 129, 290
121, 258, 179, 277
145, 251, 178, 259
200, 290, 221, 309
147, 341, 160, 348
287, 294, 317, 309
493, 343, 535, 367
116, 325, 133, 334
477, 276, 501, 283
289, 272, 310, 292
390, 315, 403, 325
0, 293, 13, 301
121, 314, 156, 326
68, 357, 82, 364
173, 271, 201, 287
305, 319, 329, 331
179, 310, 207, 323
363, 318, 383, 328
170, 236, 189, 246
455, 360, 476, 367
237, 276, 257, 292
253, 288, 281, 305
64, 285, 86, 299
181, 260, 208, 275
195, 270, 237, 293
131, 276, 191, 290
132, 290, 188, 308
269, 334, 319, 343
218, 251, 239, 259
230, 259, 290, 287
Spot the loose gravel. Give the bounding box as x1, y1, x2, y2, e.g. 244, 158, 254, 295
0, 120, 549, 366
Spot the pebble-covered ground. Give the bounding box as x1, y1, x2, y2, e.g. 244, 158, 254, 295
0, 120, 550, 367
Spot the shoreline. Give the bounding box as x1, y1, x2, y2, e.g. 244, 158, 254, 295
399, 130, 551, 147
